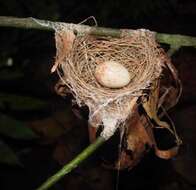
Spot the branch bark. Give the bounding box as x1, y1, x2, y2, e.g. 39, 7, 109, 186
0, 16, 196, 48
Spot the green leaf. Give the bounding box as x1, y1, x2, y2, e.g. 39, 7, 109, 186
0, 114, 38, 140
0, 93, 48, 111
0, 69, 24, 80
0, 140, 21, 165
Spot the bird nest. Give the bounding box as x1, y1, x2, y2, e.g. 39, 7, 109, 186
52, 28, 170, 139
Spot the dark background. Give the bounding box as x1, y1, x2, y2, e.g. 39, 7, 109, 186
0, 0, 196, 190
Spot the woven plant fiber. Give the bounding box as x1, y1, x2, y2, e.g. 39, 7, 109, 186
53, 28, 175, 140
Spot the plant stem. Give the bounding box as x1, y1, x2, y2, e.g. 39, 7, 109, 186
36, 136, 105, 190
0, 16, 196, 47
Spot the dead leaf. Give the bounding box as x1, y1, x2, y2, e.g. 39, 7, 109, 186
51, 30, 75, 73
28, 111, 75, 144
143, 81, 172, 131
114, 110, 154, 170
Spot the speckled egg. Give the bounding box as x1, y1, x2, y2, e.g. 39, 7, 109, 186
95, 60, 131, 88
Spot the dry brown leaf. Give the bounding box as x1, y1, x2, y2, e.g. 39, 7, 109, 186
114, 110, 154, 169
28, 111, 75, 144
143, 81, 171, 130
51, 30, 75, 73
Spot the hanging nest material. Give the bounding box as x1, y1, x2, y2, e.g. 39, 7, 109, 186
53, 27, 182, 169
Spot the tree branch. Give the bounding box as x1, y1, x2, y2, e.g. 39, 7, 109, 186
0, 16, 196, 48
36, 136, 105, 190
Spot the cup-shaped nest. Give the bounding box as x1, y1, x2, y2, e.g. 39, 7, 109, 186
54, 29, 168, 138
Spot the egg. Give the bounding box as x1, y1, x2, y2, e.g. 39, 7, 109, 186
95, 60, 131, 88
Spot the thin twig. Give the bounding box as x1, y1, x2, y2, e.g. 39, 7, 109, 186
0, 16, 196, 48
36, 136, 105, 190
